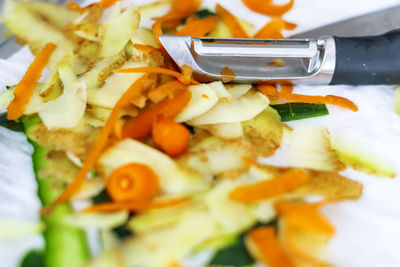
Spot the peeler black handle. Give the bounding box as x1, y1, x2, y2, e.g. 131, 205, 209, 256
330, 29, 400, 85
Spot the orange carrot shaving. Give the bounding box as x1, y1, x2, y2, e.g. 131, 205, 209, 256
242, 0, 295, 17
172, 0, 201, 17
54, 74, 150, 205
152, 117, 191, 157
106, 163, 159, 202
122, 89, 191, 139
253, 17, 285, 39
257, 84, 357, 111
215, 4, 249, 38
283, 20, 297, 30
278, 92, 325, 104
159, 0, 201, 28
229, 169, 309, 203
247, 227, 294, 267
176, 16, 219, 37
257, 84, 278, 97
325, 95, 358, 111
278, 92, 358, 111
82, 197, 192, 213
113, 66, 200, 85
280, 83, 293, 94
66, 1, 85, 12
100, 0, 119, 8
7, 43, 56, 120
152, 19, 164, 47
148, 80, 187, 103
275, 200, 335, 236
133, 43, 160, 54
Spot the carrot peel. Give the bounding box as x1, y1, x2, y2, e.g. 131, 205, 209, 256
215, 4, 249, 38
7, 43, 56, 120
230, 169, 309, 203
247, 227, 294, 267
176, 16, 219, 37
82, 197, 192, 213
242, 0, 295, 17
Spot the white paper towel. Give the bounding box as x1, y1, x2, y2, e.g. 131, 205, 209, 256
2, 1, 400, 266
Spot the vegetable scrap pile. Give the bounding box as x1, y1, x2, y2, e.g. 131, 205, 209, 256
0, 0, 396, 266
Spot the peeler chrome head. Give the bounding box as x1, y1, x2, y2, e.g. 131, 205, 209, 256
158, 35, 335, 85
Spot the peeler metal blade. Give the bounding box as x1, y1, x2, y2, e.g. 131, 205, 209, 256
159, 35, 336, 84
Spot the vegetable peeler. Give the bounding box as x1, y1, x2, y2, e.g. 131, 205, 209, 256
159, 30, 400, 85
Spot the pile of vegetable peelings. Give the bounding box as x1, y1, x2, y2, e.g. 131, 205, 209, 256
0, 0, 397, 266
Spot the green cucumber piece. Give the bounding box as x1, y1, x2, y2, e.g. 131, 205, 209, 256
22, 116, 90, 267
196, 9, 217, 19
0, 113, 24, 132
19, 250, 44, 267
210, 233, 254, 267
271, 103, 329, 122
210, 221, 277, 266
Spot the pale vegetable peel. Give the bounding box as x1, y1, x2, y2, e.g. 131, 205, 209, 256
188, 92, 269, 125
39, 58, 87, 129
98, 5, 141, 58
242, 107, 283, 157
287, 125, 345, 172
331, 131, 397, 178
175, 84, 219, 122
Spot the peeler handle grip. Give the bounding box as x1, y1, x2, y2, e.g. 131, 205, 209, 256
330, 29, 400, 85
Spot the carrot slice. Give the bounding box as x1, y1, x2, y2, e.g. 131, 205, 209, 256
148, 80, 187, 103
66, 1, 84, 12
176, 16, 219, 37
215, 4, 249, 38
253, 17, 285, 39
82, 197, 192, 213
122, 88, 191, 139
229, 169, 309, 203
247, 227, 294, 267
106, 163, 159, 202
54, 74, 150, 205
100, 0, 119, 8
7, 43, 56, 120
113, 66, 200, 85
152, 117, 191, 157
242, 0, 295, 17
